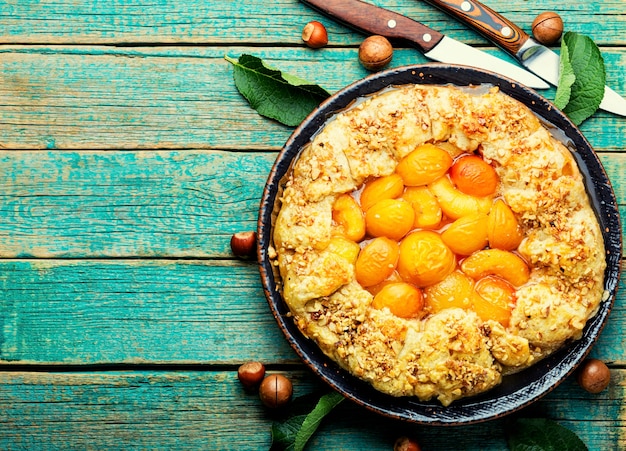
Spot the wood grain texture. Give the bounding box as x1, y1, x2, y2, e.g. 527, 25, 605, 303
0, 260, 623, 365
1, 46, 625, 151
1, 0, 625, 46
0, 150, 275, 258
0, 369, 623, 450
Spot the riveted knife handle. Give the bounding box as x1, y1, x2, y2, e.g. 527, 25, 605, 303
301, 0, 444, 52
423, 0, 530, 55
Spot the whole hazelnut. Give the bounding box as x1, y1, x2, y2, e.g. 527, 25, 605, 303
394, 436, 421, 451
259, 374, 293, 409
302, 21, 328, 49
358, 35, 393, 71
531, 12, 563, 46
237, 361, 266, 390
230, 231, 257, 258
577, 358, 611, 394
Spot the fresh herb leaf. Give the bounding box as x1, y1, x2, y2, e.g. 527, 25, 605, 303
556, 32, 606, 125
270, 414, 307, 451
506, 418, 588, 451
554, 37, 576, 109
294, 392, 344, 451
269, 392, 344, 451
225, 54, 331, 127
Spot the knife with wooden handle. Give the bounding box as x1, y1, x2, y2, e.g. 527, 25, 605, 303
421, 0, 626, 116
300, 0, 549, 89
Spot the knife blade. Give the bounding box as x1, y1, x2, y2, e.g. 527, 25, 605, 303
300, 0, 549, 89
421, 0, 626, 116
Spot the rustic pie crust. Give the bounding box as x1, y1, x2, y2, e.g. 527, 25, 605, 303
268, 83, 607, 406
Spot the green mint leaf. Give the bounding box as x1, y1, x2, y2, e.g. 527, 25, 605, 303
558, 32, 606, 125
554, 37, 576, 110
269, 392, 344, 451
294, 392, 344, 451
270, 414, 307, 451
225, 54, 331, 127
506, 418, 588, 451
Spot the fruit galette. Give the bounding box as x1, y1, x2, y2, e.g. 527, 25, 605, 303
269, 84, 606, 406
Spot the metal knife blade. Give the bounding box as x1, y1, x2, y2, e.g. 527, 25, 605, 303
421, 0, 626, 116
300, 0, 550, 89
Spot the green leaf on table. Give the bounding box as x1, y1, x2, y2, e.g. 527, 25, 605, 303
294, 392, 344, 451
270, 414, 308, 451
270, 392, 344, 451
225, 54, 331, 127
506, 418, 588, 451
555, 31, 606, 125
553, 37, 576, 109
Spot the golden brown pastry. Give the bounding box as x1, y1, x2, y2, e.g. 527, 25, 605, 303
270, 84, 606, 406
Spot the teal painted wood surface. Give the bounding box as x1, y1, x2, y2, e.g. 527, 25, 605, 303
0, 150, 276, 258
1, 46, 625, 150
1, 0, 625, 46
1, 0, 625, 449
0, 370, 623, 450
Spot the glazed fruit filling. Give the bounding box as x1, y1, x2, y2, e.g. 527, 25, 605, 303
331, 143, 530, 327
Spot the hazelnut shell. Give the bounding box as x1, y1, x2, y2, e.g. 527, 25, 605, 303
230, 231, 257, 258
577, 358, 611, 393
237, 361, 266, 390
302, 21, 328, 49
358, 35, 393, 71
531, 12, 563, 46
259, 374, 293, 409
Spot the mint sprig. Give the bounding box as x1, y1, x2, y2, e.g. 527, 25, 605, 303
506, 418, 588, 451
270, 391, 344, 451
554, 32, 606, 125
225, 54, 330, 127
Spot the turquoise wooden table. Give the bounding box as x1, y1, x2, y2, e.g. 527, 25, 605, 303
0, 1, 624, 449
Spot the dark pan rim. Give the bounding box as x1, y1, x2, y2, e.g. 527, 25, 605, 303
257, 63, 622, 425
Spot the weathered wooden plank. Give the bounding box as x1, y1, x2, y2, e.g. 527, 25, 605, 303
0, 369, 623, 450
0, 150, 623, 259
0, 260, 299, 364
1, 46, 625, 151
0, 260, 623, 365
1, 0, 624, 46
0, 150, 276, 258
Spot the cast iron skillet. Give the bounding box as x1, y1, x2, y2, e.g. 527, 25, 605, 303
257, 64, 621, 425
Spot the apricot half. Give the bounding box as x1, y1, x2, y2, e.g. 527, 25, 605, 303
424, 270, 474, 313
365, 198, 415, 240
449, 155, 499, 197
332, 194, 366, 241
461, 249, 530, 287
402, 186, 443, 229
326, 236, 361, 264
372, 282, 425, 319
488, 199, 524, 251
355, 237, 399, 287
359, 174, 405, 211
428, 176, 493, 220
441, 213, 489, 255
398, 231, 456, 287
395, 144, 453, 186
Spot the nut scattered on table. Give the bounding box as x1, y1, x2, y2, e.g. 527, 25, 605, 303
237, 361, 266, 390
302, 21, 328, 48
259, 374, 293, 409
358, 35, 393, 71
577, 358, 611, 393
394, 436, 422, 451
230, 231, 257, 258
531, 12, 563, 45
